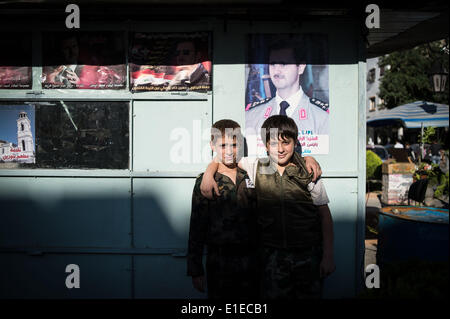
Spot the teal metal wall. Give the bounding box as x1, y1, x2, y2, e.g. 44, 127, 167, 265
0, 17, 366, 299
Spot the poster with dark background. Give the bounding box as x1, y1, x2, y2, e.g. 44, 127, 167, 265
42, 32, 126, 89
0, 32, 32, 89
129, 32, 212, 92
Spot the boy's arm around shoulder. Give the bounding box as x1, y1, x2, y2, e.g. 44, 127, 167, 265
304, 156, 322, 182
200, 158, 220, 199
200, 156, 250, 199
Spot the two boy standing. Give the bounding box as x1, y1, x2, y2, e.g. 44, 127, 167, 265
187, 116, 335, 299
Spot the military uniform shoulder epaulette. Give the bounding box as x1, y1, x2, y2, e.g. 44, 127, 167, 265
310, 97, 329, 112
246, 97, 274, 111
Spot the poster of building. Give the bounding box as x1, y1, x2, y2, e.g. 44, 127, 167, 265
0, 105, 35, 167
245, 34, 329, 156
41, 32, 126, 89
129, 32, 212, 92
0, 32, 32, 89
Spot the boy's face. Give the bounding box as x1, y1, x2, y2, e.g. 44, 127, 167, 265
211, 135, 238, 166
266, 135, 295, 166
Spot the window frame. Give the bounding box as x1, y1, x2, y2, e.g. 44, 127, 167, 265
0, 21, 212, 177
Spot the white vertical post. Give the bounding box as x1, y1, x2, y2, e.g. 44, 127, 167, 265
420, 122, 424, 163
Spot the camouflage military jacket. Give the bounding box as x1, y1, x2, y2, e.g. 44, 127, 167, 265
255, 152, 322, 250
187, 167, 258, 277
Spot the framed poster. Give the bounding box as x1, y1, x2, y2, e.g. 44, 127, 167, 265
245, 34, 329, 155
0, 32, 32, 89
41, 32, 126, 89
0, 104, 35, 168
129, 32, 212, 92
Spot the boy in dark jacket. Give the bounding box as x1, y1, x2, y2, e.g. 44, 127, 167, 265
200, 115, 335, 299
187, 119, 259, 299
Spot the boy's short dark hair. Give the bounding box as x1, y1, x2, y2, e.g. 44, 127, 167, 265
211, 119, 242, 143
261, 115, 298, 144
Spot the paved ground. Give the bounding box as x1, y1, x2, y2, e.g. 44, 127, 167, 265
365, 192, 381, 268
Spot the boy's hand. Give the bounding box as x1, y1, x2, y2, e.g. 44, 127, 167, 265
304, 156, 322, 182
320, 254, 336, 278
200, 173, 220, 199
192, 275, 206, 292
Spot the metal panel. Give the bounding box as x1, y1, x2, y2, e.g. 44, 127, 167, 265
134, 255, 205, 299
212, 23, 246, 126
320, 178, 358, 299
0, 177, 131, 247
0, 254, 131, 299
133, 100, 212, 172
356, 35, 368, 295
133, 178, 195, 249
311, 19, 360, 175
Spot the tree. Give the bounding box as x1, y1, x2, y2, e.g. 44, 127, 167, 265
378, 39, 449, 109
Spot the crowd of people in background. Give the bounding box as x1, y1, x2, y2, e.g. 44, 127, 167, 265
402, 139, 448, 173
367, 135, 449, 174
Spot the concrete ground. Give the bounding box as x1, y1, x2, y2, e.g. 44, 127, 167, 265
365, 192, 381, 268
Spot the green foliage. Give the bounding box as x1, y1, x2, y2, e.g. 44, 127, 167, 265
419, 126, 436, 144
434, 172, 449, 198
378, 39, 449, 109
366, 150, 382, 180
367, 225, 378, 235
413, 162, 449, 199
415, 162, 440, 184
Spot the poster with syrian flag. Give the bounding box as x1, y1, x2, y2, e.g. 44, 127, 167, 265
41, 31, 126, 89
129, 32, 212, 92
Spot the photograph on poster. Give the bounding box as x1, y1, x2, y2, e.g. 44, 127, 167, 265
245, 34, 329, 156
129, 32, 212, 92
0, 33, 32, 89
41, 32, 126, 89
0, 105, 35, 168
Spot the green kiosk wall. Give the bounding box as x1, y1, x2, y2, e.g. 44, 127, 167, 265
0, 16, 366, 298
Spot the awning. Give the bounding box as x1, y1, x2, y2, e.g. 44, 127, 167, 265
367, 101, 449, 128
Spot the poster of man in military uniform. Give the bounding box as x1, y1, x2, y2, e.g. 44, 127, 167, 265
245, 34, 329, 155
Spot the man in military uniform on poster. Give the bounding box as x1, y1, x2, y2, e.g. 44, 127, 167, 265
245, 39, 329, 141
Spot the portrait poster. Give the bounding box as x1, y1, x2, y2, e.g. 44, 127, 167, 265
0, 105, 35, 168
245, 34, 329, 156
0, 33, 32, 89
41, 32, 126, 89
129, 32, 212, 92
